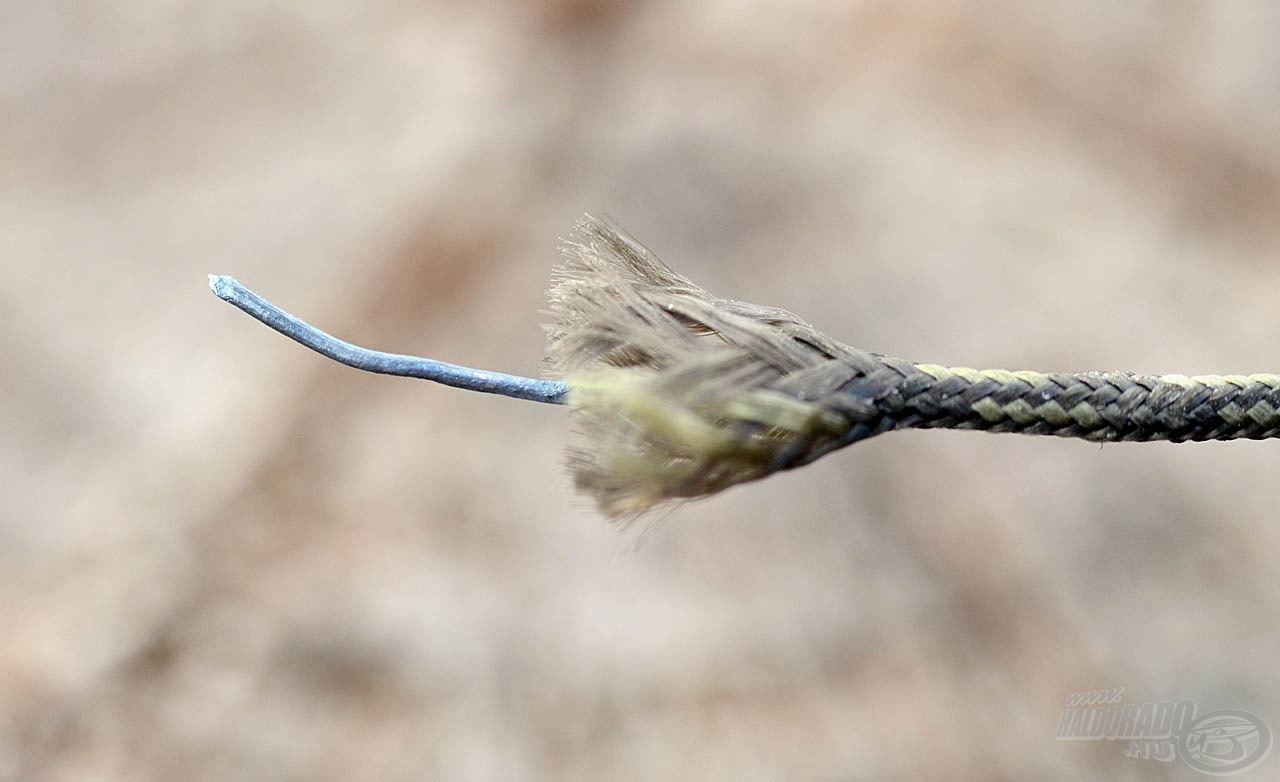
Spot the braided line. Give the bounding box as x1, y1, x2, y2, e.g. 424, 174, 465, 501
831, 363, 1280, 445
547, 215, 1280, 516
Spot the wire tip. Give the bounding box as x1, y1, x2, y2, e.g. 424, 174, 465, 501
208, 274, 236, 300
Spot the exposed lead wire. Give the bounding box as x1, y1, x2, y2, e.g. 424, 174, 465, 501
208, 275, 567, 405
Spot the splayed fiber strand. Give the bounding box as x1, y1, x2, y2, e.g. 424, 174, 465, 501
546, 216, 866, 517
547, 215, 1280, 518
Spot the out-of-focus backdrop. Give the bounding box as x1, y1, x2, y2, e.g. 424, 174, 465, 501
6, 3, 1280, 780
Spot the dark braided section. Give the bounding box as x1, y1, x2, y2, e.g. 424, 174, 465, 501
818, 352, 1280, 446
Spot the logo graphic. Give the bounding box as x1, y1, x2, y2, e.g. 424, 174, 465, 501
1056, 689, 1271, 776
1179, 709, 1272, 776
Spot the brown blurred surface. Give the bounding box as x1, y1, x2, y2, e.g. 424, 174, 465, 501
5, 3, 1280, 780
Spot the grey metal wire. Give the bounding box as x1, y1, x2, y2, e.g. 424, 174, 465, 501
209, 275, 567, 405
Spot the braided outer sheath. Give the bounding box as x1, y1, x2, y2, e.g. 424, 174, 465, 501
837, 360, 1280, 443
548, 215, 1280, 515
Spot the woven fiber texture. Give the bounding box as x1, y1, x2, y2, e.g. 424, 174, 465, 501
549, 216, 1280, 516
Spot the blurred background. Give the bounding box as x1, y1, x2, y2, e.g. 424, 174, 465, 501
5, 2, 1280, 779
